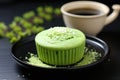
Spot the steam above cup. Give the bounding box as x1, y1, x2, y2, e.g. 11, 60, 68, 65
61, 1, 120, 36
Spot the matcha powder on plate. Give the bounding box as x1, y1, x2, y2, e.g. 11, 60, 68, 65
25, 48, 101, 68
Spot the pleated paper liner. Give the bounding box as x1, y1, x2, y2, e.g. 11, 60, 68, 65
36, 42, 85, 66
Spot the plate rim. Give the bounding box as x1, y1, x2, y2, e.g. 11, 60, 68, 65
11, 35, 109, 70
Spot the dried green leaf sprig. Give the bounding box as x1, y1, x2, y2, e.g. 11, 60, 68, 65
0, 22, 8, 37
0, 6, 61, 43
36, 6, 61, 21
7, 19, 44, 43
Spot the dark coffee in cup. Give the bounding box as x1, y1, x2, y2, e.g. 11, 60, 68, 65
61, 1, 120, 35
67, 8, 103, 16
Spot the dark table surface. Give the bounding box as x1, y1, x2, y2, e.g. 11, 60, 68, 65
0, 0, 120, 80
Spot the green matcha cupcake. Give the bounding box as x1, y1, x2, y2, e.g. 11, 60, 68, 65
35, 27, 86, 66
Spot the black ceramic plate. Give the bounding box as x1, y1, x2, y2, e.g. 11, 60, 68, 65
11, 35, 109, 71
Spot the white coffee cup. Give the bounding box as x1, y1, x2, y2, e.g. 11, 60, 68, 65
61, 1, 120, 36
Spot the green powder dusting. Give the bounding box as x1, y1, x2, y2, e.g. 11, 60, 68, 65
47, 27, 80, 41
25, 48, 101, 68
26, 53, 53, 68
75, 48, 101, 66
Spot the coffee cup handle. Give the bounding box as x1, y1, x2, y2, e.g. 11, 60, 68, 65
105, 4, 120, 25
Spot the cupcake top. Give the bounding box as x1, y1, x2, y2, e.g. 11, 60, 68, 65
35, 27, 85, 50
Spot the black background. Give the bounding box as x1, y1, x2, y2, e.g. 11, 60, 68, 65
0, 0, 120, 80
